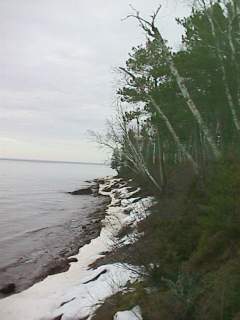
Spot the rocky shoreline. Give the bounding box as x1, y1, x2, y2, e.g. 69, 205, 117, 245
0, 179, 110, 298
0, 176, 154, 320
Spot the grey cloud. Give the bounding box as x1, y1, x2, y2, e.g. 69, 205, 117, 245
0, 0, 190, 162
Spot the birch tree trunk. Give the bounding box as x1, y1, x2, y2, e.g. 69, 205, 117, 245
234, 0, 240, 28
205, 3, 240, 133
127, 8, 221, 159
229, 0, 240, 108
148, 95, 199, 173
157, 135, 166, 187
119, 116, 163, 192
119, 67, 199, 172
152, 29, 221, 159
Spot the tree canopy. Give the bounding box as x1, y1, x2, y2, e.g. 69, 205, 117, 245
101, 0, 240, 192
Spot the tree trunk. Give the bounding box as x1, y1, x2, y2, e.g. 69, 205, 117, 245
152, 29, 220, 159
206, 5, 240, 133
149, 95, 199, 173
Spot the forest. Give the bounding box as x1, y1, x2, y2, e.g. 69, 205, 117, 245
105, 0, 240, 190
95, 0, 240, 319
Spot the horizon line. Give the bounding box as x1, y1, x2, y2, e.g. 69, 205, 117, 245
0, 157, 108, 166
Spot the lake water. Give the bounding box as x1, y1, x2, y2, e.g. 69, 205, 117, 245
0, 159, 114, 292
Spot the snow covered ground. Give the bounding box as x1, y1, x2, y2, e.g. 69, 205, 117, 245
0, 178, 154, 320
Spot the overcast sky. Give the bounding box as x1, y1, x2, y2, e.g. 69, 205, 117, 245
0, 0, 191, 163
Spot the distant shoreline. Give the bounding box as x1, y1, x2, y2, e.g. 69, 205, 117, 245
0, 158, 107, 166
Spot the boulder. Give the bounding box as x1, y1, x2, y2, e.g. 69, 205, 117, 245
101, 185, 112, 193
95, 178, 105, 184
0, 283, 16, 294
67, 257, 78, 263
69, 187, 93, 195
52, 315, 63, 320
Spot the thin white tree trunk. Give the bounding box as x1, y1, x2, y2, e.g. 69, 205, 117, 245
127, 8, 220, 158
119, 117, 162, 192
126, 137, 162, 191
153, 30, 220, 159
229, 0, 240, 108
234, 0, 240, 27
206, 4, 240, 132
148, 96, 199, 173
119, 67, 199, 172
157, 136, 165, 187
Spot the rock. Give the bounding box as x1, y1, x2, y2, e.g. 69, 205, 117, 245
0, 283, 16, 294
93, 178, 105, 184
126, 186, 136, 193
111, 199, 121, 207
113, 190, 121, 199
91, 187, 99, 196
101, 185, 112, 193
123, 207, 132, 214
67, 257, 78, 263
96, 178, 105, 184
60, 297, 76, 307
131, 197, 142, 204
69, 187, 93, 195
48, 260, 69, 275
83, 269, 107, 284
52, 315, 63, 320
92, 219, 100, 224
124, 189, 142, 199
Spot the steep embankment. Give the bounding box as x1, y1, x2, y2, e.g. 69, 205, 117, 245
94, 161, 240, 320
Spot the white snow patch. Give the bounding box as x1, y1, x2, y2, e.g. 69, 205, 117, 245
114, 306, 142, 320
43, 264, 139, 320
119, 231, 144, 247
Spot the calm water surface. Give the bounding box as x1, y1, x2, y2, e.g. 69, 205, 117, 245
0, 159, 114, 291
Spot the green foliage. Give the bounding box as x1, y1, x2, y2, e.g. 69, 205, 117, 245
98, 1, 240, 319
113, 0, 240, 188
103, 159, 240, 319
192, 156, 240, 239
161, 272, 201, 317
110, 148, 121, 172
196, 260, 240, 320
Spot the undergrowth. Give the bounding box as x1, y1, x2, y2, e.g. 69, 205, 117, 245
93, 156, 240, 320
